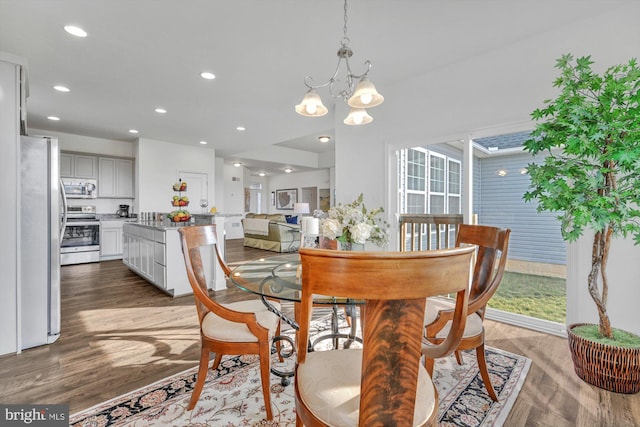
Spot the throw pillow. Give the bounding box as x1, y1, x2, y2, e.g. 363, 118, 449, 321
286, 215, 297, 224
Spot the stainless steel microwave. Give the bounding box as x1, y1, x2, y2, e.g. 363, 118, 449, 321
62, 178, 98, 199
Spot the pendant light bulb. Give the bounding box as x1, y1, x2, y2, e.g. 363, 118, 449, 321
295, 89, 328, 117
348, 77, 384, 109
360, 93, 373, 105
306, 104, 317, 115
344, 108, 373, 126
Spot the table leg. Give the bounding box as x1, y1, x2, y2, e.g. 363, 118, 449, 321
270, 335, 295, 386
311, 302, 363, 350
259, 296, 298, 385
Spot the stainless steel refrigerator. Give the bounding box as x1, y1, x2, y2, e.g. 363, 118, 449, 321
20, 135, 61, 349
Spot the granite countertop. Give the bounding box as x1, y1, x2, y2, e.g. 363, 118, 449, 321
98, 214, 138, 221
126, 220, 194, 231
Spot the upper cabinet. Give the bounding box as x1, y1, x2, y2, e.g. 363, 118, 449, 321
98, 157, 134, 198
61, 151, 134, 198
60, 152, 98, 179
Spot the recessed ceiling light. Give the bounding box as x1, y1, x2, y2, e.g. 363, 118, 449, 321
284, 168, 292, 173
497, 169, 508, 177
233, 162, 242, 167
155, 108, 167, 114
318, 135, 331, 143
47, 116, 60, 121
258, 172, 266, 177
200, 72, 216, 80
53, 85, 70, 92
64, 25, 87, 37
128, 129, 139, 134
199, 141, 208, 145
236, 126, 246, 131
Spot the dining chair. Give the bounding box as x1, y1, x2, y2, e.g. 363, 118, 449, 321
295, 246, 475, 426
423, 224, 511, 402
178, 225, 281, 419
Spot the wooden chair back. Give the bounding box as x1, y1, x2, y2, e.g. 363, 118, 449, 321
455, 224, 511, 319
178, 225, 233, 323
298, 246, 475, 426
399, 214, 464, 251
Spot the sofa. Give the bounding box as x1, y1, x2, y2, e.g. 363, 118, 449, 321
242, 213, 300, 252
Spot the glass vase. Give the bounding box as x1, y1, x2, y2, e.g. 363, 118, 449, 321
337, 241, 365, 251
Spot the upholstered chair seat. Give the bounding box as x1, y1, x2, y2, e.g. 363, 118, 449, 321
202, 300, 280, 342
424, 298, 483, 339
296, 348, 434, 426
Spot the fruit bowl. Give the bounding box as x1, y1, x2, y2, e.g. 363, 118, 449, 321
171, 201, 189, 207
168, 210, 191, 222
172, 182, 187, 191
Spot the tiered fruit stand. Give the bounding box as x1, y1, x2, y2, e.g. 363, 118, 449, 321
168, 179, 191, 222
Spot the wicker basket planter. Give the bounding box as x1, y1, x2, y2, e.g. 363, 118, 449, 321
567, 323, 640, 394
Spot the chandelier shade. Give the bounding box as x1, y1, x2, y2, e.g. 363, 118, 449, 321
295, 0, 383, 125
348, 77, 384, 108
295, 89, 328, 117
344, 108, 373, 126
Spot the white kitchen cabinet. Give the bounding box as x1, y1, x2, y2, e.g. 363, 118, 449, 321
60, 153, 73, 178
75, 154, 98, 178
122, 222, 226, 296
60, 152, 98, 179
122, 223, 187, 295
100, 220, 125, 260
98, 157, 134, 198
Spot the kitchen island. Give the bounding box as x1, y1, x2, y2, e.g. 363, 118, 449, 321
122, 218, 226, 296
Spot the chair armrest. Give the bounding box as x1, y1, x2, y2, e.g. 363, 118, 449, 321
425, 303, 455, 338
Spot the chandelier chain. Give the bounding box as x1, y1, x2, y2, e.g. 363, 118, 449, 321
343, 0, 349, 41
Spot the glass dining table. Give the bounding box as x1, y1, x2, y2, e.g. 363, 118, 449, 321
228, 253, 362, 383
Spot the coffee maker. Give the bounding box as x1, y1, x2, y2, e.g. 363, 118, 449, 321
116, 204, 130, 218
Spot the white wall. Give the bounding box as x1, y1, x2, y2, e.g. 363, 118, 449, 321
567, 233, 640, 336
268, 169, 331, 215
31, 128, 134, 157
0, 55, 22, 355
214, 157, 225, 213
136, 138, 215, 214
333, 4, 640, 333
222, 164, 245, 239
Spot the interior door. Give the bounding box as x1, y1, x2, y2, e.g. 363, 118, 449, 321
178, 171, 208, 213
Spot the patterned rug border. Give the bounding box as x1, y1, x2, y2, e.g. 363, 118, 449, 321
435, 346, 531, 426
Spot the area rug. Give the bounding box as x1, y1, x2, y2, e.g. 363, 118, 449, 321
70, 316, 530, 427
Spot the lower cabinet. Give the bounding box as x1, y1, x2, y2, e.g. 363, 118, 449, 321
122, 223, 193, 296
100, 220, 125, 260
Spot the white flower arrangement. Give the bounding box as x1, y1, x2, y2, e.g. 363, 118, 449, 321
319, 194, 389, 246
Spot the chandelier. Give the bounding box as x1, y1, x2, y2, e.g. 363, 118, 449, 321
295, 0, 384, 126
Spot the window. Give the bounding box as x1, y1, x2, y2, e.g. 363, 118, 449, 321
399, 148, 461, 215
429, 153, 446, 214
407, 149, 426, 191
399, 147, 463, 248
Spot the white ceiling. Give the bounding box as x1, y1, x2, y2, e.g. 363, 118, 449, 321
0, 0, 635, 175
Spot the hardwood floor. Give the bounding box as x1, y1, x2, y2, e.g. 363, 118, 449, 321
1, 239, 638, 425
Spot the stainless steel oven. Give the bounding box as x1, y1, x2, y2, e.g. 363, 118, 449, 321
60, 205, 100, 265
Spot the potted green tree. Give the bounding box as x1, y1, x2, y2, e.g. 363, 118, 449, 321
524, 54, 640, 393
